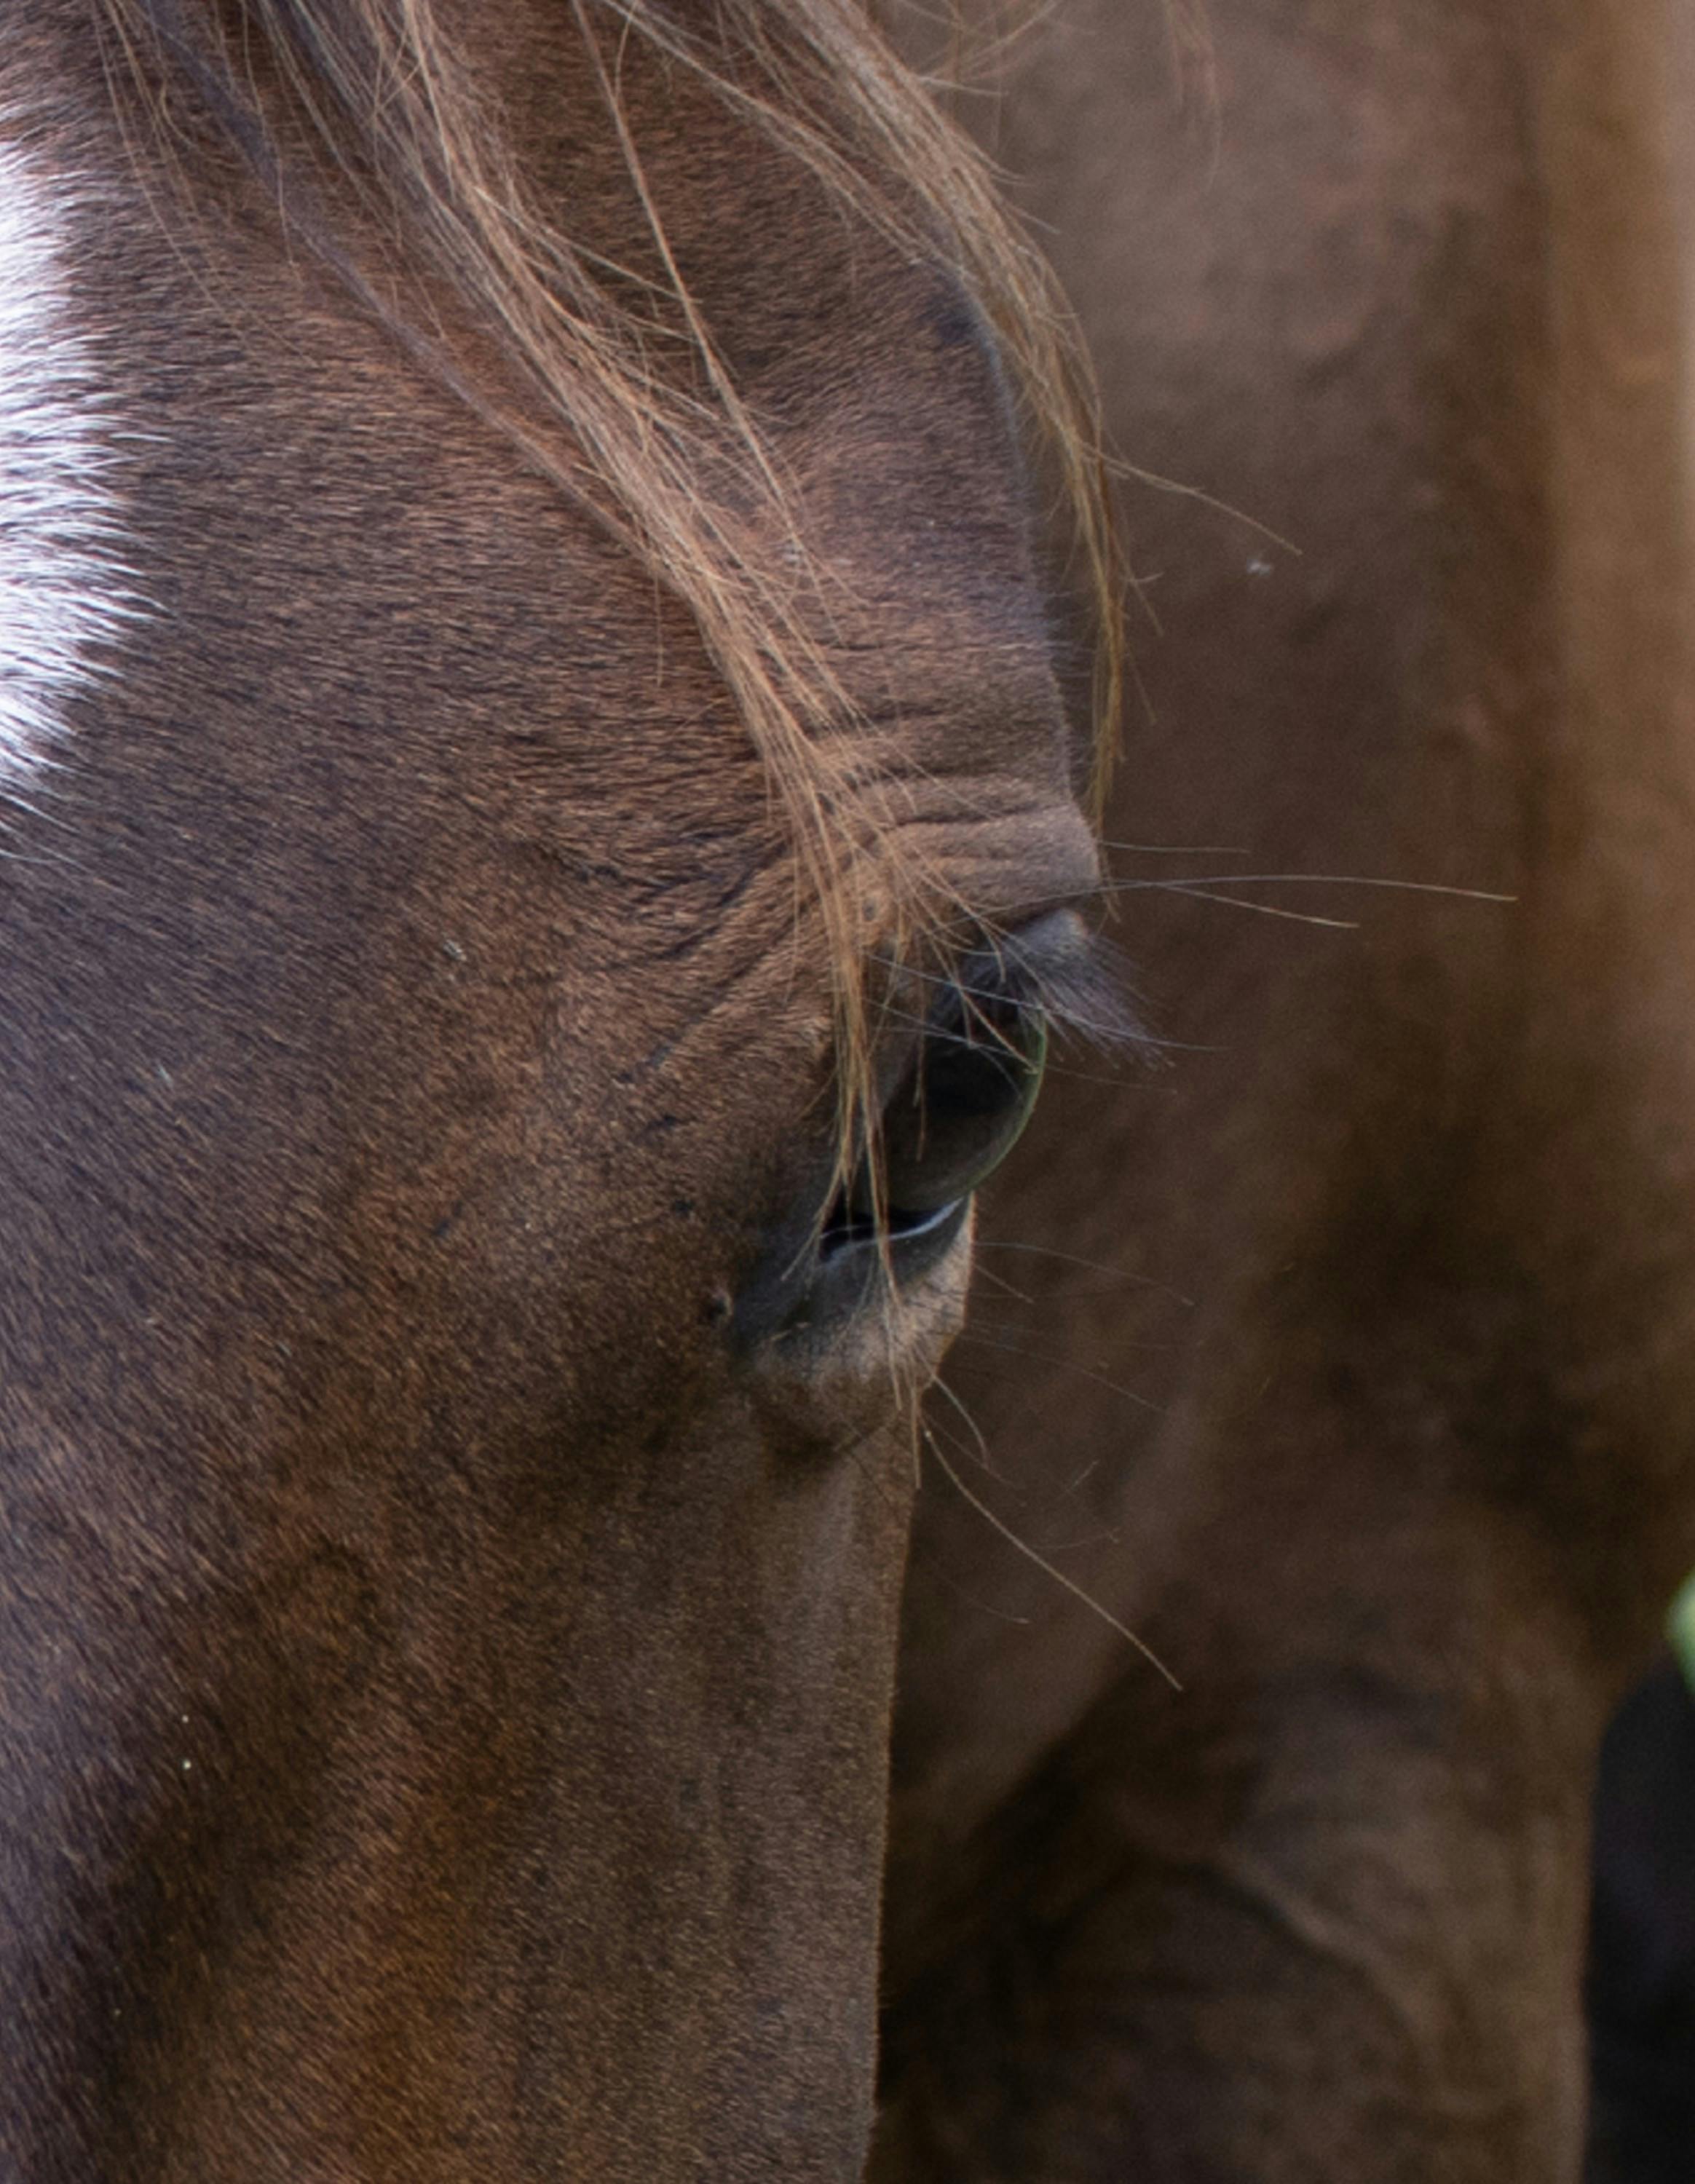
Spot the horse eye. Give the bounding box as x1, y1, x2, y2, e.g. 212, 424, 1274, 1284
824, 969, 1048, 1258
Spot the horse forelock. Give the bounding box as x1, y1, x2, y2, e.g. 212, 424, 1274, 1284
0, 129, 140, 804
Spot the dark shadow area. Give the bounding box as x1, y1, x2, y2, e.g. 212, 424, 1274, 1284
1587, 1656, 1695, 2183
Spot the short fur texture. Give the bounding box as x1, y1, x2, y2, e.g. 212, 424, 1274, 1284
878, 1, 1695, 2177
0, 4, 1104, 2177
95, 0, 1126, 1167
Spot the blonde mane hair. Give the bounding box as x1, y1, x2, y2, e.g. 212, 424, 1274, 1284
94, 0, 1124, 1163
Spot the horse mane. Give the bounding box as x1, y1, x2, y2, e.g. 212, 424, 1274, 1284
89, 0, 1124, 1159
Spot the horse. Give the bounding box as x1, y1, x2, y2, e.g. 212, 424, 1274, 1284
875, 0, 1695, 2177
0, 5, 1125, 2175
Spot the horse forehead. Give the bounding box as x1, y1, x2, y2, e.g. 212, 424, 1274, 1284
736, 265, 1072, 794
0, 44, 1080, 927
482, 13, 1046, 599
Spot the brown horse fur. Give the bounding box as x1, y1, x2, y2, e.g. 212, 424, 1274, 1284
93, 0, 1129, 1183
877, 0, 1695, 2177
0, 4, 1114, 2177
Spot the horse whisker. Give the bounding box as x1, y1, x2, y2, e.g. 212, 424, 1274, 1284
920, 1425, 1182, 1689
1097, 871, 1517, 902
929, 1372, 1006, 1481
968, 1262, 1038, 1307
973, 1241, 1197, 1307
1153, 887, 1359, 929
954, 1332, 1168, 1415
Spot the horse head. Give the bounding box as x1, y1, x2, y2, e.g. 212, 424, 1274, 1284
0, 4, 1113, 2175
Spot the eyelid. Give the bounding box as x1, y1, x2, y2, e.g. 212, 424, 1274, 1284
960, 912, 1143, 1053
